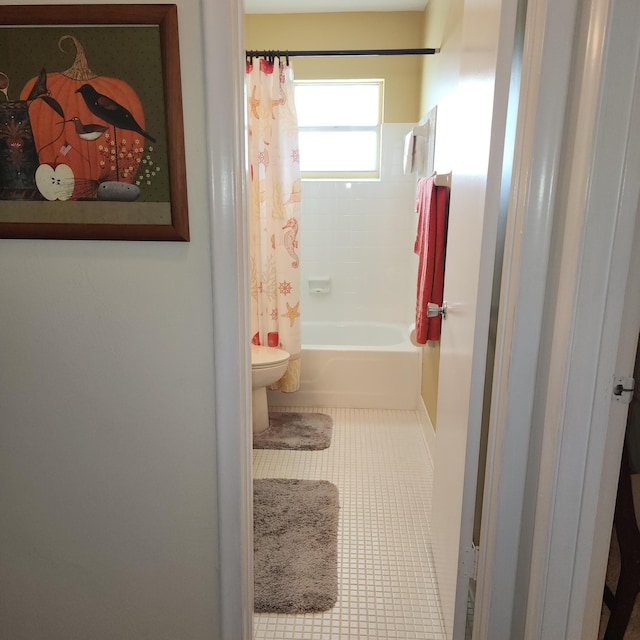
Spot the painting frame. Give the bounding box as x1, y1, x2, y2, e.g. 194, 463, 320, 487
0, 4, 189, 241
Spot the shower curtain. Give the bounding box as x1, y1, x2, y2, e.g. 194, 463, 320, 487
246, 57, 301, 392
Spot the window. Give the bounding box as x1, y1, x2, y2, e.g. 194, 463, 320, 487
294, 80, 383, 179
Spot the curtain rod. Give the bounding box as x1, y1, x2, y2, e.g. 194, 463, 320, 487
245, 47, 439, 59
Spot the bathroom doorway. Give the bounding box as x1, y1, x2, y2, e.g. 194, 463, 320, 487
242, 1, 521, 638
209, 0, 640, 636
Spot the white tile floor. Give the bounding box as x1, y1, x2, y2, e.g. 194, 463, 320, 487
253, 407, 446, 640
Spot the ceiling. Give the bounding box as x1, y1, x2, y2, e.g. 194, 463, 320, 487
245, 0, 428, 14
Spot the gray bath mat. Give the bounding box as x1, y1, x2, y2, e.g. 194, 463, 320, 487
253, 412, 333, 450
253, 478, 339, 613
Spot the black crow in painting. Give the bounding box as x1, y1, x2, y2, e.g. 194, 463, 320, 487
76, 83, 156, 143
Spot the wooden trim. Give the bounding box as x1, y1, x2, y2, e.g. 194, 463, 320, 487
0, 5, 188, 241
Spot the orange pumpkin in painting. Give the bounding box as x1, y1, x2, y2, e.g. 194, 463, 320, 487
20, 35, 147, 199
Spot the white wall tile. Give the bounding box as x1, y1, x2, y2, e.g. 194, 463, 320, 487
299, 123, 420, 327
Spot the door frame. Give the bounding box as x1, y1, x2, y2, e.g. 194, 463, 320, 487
203, 0, 253, 639
207, 0, 640, 638
475, 0, 640, 637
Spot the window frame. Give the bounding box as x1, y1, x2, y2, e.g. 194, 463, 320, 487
294, 79, 384, 181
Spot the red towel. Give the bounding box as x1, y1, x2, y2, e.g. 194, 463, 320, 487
414, 176, 450, 343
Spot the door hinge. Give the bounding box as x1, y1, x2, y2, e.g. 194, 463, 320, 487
461, 543, 480, 581
613, 376, 635, 404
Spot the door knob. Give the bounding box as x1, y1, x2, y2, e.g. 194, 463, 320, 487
427, 302, 447, 319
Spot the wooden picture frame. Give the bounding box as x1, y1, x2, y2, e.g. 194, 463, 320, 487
0, 4, 189, 241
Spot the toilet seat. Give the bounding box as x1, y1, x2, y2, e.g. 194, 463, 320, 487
251, 345, 290, 368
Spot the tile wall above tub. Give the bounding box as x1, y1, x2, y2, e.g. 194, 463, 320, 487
299, 123, 419, 325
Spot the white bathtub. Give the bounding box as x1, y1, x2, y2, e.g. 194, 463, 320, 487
267, 321, 421, 410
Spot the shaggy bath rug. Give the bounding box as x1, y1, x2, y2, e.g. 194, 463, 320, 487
253, 412, 333, 451
253, 478, 339, 613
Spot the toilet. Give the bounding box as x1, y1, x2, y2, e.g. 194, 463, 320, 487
250, 345, 290, 433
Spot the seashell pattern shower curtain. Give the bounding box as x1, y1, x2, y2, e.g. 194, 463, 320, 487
246, 57, 301, 392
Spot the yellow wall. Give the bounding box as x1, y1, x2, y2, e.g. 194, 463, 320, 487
421, 341, 441, 426
245, 12, 425, 123
418, 0, 465, 428
419, 0, 464, 120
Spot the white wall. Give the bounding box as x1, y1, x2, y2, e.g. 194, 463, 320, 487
299, 123, 417, 326
0, 1, 226, 638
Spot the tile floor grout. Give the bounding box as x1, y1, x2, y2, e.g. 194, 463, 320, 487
253, 406, 446, 640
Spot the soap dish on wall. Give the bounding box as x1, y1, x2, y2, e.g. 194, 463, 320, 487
308, 276, 331, 294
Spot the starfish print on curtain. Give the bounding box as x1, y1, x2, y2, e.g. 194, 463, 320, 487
246, 57, 302, 392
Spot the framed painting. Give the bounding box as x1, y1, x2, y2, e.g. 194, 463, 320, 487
0, 4, 189, 241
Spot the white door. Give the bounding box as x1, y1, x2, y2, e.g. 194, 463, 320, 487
470, 0, 640, 636
522, 0, 640, 631
428, 0, 521, 637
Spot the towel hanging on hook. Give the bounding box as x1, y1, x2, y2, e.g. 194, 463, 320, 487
413, 175, 450, 343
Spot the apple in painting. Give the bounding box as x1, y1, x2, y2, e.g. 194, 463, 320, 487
35, 164, 75, 201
